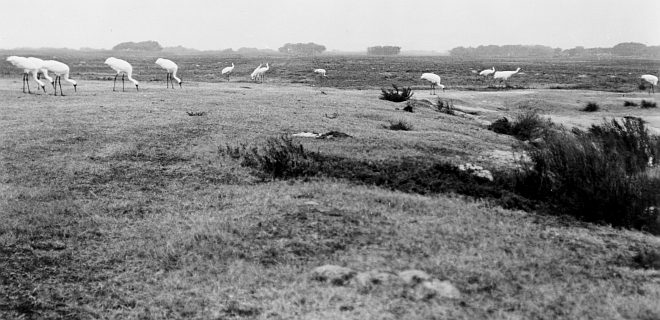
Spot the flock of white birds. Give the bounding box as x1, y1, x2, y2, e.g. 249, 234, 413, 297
4, 56, 659, 96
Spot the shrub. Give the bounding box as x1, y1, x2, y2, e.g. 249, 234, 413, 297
582, 102, 600, 112
437, 99, 455, 115
509, 111, 552, 141
380, 84, 413, 102
624, 100, 638, 107
403, 101, 414, 112
223, 136, 321, 179
386, 119, 413, 131
639, 83, 648, 91
186, 111, 206, 116
513, 117, 660, 230
641, 100, 657, 109
489, 117, 512, 135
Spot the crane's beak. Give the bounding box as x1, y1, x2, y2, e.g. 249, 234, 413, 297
135, 85, 139, 91
74, 84, 77, 92
41, 85, 45, 93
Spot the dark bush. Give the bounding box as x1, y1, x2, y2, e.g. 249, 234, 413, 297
513, 117, 660, 230
582, 102, 600, 112
223, 136, 321, 179
510, 111, 552, 141
386, 120, 413, 131
489, 117, 512, 135
380, 84, 413, 102
624, 100, 639, 107
437, 99, 455, 115
641, 100, 657, 109
403, 101, 414, 112
186, 111, 206, 116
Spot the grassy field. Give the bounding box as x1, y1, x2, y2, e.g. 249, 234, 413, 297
1, 54, 660, 319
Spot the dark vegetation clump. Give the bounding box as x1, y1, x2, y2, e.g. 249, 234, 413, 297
403, 101, 414, 112
386, 119, 413, 131
223, 135, 322, 179
582, 102, 600, 112
641, 100, 657, 109
380, 84, 413, 102
437, 99, 455, 115
639, 83, 648, 91
512, 117, 660, 231
624, 100, 639, 107
489, 111, 552, 141
186, 111, 206, 116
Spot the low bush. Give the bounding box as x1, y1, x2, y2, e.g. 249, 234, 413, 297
582, 102, 599, 112
437, 99, 455, 115
624, 100, 638, 107
512, 117, 660, 231
380, 84, 413, 102
641, 100, 657, 109
492, 111, 553, 141
386, 119, 413, 131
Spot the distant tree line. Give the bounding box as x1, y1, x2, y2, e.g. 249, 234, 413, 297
449, 42, 660, 58
367, 46, 401, 55
278, 42, 326, 55
112, 40, 163, 51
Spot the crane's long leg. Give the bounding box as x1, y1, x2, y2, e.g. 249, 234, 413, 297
26, 73, 31, 94
58, 76, 65, 96
113, 74, 118, 91
53, 76, 58, 96
22, 73, 27, 93
122, 74, 125, 92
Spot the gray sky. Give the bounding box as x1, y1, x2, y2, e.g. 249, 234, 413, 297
1, 0, 658, 51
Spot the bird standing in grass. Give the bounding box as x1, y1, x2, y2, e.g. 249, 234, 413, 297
27, 57, 54, 85
105, 57, 139, 91
255, 63, 269, 83
6, 56, 46, 93
314, 68, 327, 77
420, 73, 443, 95
493, 67, 521, 87
479, 67, 495, 77
221, 63, 234, 82
42, 60, 77, 96
155, 58, 182, 88
641, 74, 658, 94
250, 63, 262, 81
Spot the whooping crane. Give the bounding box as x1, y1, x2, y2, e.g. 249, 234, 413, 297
493, 67, 521, 87
420, 73, 443, 95
26, 57, 54, 84
479, 67, 495, 77
155, 58, 182, 88
221, 63, 234, 82
104, 57, 139, 91
250, 63, 262, 81
313, 68, 327, 77
42, 60, 77, 96
255, 63, 269, 83
641, 74, 658, 94
6, 56, 46, 93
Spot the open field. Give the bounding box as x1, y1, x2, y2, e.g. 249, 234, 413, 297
1, 54, 660, 319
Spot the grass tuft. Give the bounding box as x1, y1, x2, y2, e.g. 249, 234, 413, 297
641, 100, 657, 109
582, 102, 600, 112
186, 111, 206, 116
489, 110, 552, 141
386, 119, 413, 131
380, 84, 413, 102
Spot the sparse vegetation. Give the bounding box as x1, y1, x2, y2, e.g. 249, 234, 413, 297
386, 119, 413, 131
641, 100, 657, 109
582, 102, 600, 112
437, 99, 455, 115
186, 111, 206, 116
380, 84, 413, 102
489, 110, 552, 141
624, 100, 638, 107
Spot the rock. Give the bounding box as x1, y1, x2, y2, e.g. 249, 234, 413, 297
354, 270, 396, 287
397, 269, 432, 285
419, 279, 461, 299
458, 163, 494, 181
310, 265, 356, 285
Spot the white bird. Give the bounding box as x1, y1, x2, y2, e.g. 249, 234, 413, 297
641, 74, 658, 94
221, 63, 235, 82
26, 57, 54, 85
42, 60, 77, 96
314, 68, 327, 77
155, 58, 182, 89
5, 56, 46, 93
254, 63, 270, 83
420, 73, 443, 95
250, 63, 263, 81
479, 67, 495, 77
104, 57, 139, 91
493, 67, 521, 87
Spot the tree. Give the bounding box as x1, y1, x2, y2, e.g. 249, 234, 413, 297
112, 40, 162, 51
367, 46, 401, 55
278, 42, 326, 55
611, 42, 647, 56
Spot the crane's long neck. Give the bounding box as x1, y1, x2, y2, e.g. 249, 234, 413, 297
40, 69, 54, 83
126, 72, 138, 85
30, 70, 45, 87
62, 72, 76, 85
171, 70, 181, 84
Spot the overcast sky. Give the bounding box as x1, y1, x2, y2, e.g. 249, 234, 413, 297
1, 0, 658, 51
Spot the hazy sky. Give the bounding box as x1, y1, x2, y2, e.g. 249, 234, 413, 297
1, 0, 658, 51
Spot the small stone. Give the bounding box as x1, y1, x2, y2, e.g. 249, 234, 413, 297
310, 265, 356, 286
419, 279, 461, 299
355, 270, 396, 287
304, 201, 319, 206
397, 269, 431, 285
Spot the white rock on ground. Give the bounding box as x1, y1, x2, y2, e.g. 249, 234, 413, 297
354, 270, 397, 287
397, 269, 432, 285
310, 265, 357, 286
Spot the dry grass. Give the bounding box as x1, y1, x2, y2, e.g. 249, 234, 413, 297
1, 78, 659, 319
